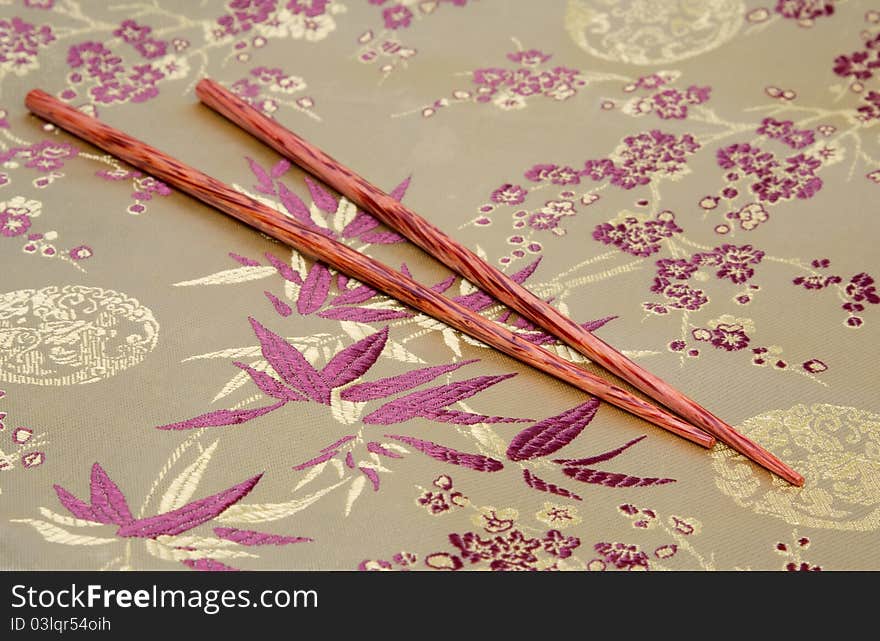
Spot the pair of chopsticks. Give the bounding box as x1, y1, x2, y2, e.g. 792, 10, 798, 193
25, 80, 804, 486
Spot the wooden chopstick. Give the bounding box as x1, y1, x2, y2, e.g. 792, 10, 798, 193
25, 88, 714, 450
194, 78, 805, 487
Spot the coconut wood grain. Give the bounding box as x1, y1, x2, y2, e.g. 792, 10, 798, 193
25, 88, 716, 451
194, 78, 804, 487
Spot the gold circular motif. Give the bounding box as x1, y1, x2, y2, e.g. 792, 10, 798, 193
711, 404, 880, 531
565, 0, 744, 65
0, 286, 159, 385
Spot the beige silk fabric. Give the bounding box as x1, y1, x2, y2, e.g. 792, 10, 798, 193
0, 0, 878, 571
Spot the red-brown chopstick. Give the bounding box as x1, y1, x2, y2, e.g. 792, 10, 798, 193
194, 78, 804, 487
25, 88, 714, 450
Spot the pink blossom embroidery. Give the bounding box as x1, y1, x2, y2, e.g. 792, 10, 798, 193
0, 16, 55, 76
593, 210, 682, 257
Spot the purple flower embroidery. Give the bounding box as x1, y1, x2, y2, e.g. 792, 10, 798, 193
0, 16, 55, 76
507, 49, 552, 66
18, 140, 79, 172
134, 38, 167, 59
592, 211, 682, 257
694, 244, 765, 284
593, 542, 650, 570
582, 158, 617, 181
846, 273, 880, 305
524, 163, 580, 185
655, 258, 697, 281
833, 50, 878, 81
661, 282, 708, 311
90, 81, 134, 105
383, 4, 413, 29
0, 210, 30, 237
775, 0, 835, 21
542, 530, 580, 559
113, 20, 151, 44
216, 0, 278, 35
709, 323, 750, 351
490, 183, 527, 205
287, 0, 330, 16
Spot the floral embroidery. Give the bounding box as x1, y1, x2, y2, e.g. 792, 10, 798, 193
774, 0, 835, 24
229, 67, 317, 119
0, 388, 48, 473
417, 475, 468, 515
791, 259, 879, 328
402, 41, 617, 118
0, 16, 55, 78
618, 71, 712, 121
775, 532, 823, 571
355, 0, 473, 79
593, 210, 682, 257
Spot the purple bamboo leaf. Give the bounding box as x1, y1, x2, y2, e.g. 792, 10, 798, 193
511, 256, 543, 283
53, 485, 100, 522
156, 402, 286, 431
182, 558, 239, 571
399, 263, 412, 278
522, 469, 582, 501
341, 210, 379, 239
321, 327, 388, 389
292, 450, 337, 471
304, 176, 337, 213
117, 473, 263, 538
317, 307, 412, 322
345, 452, 355, 469
322, 435, 356, 451
246, 156, 274, 194
264, 291, 293, 317
270, 159, 291, 178
233, 361, 305, 401
562, 467, 675, 488
553, 436, 647, 466
362, 374, 517, 425
581, 315, 618, 332
422, 409, 531, 425
249, 317, 330, 403
90, 463, 133, 525
228, 252, 261, 267
385, 435, 503, 472
278, 182, 318, 228
359, 230, 405, 244
342, 360, 477, 402
213, 527, 312, 545
366, 441, 403, 459
521, 316, 619, 345
507, 398, 600, 461
264, 252, 301, 283
359, 466, 380, 491
431, 275, 456, 294
389, 176, 411, 201
453, 257, 542, 312
297, 262, 332, 315
330, 282, 378, 307
452, 290, 494, 313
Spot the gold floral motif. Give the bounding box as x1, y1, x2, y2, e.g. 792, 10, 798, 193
565, 0, 744, 65
0, 286, 159, 386
712, 404, 880, 531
